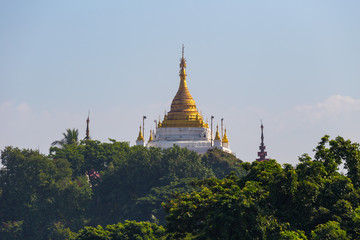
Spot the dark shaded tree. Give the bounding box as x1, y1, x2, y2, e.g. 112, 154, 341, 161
0, 147, 92, 239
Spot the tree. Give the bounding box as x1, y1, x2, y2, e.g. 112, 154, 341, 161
279, 230, 307, 240
51, 128, 79, 147
47, 222, 77, 240
164, 174, 277, 239
163, 136, 360, 239
201, 148, 245, 179
3, 135, 360, 239
0, 220, 23, 240
50, 140, 244, 227
310, 221, 349, 240
75, 221, 165, 240
0, 147, 92, 240
90, 145, 215, 226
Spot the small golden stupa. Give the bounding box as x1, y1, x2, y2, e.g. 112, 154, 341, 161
222, 129, 229, 143
148, 130, 153, 142
214, 126, 221, 141
137, 125, 144, 141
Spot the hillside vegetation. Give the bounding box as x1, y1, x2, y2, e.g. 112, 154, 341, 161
1, 135, 360, 239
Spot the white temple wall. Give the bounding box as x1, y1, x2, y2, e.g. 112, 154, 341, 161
146, 127, 232, 154
154, 127, 211, 141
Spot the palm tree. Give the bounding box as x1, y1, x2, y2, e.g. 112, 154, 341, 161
51, 128, 79, 147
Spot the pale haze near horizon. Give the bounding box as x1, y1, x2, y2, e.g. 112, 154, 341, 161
1, 1, 360, 166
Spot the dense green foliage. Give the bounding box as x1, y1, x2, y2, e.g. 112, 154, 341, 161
75, 220, 165, 240
1, 134, 360, 239
0, 147, 91, 239
164, 136, 360, 239
0, 137, 242, 239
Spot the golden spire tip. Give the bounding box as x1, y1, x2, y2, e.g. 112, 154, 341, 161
182, 44, 184, 58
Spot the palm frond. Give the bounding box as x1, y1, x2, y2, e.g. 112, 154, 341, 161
52, 128, 79, 147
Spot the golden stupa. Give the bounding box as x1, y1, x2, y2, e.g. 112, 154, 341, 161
160, 45, 207, 128
137, 125, 144, 141
214, 126, 221, 140
142, 46, 231, 154
222, 129, 229, 143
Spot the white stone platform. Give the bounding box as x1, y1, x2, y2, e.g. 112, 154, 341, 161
146, 127, 231, 154
147, 127, 212, 154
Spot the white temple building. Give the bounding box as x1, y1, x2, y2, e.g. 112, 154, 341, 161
136, 46, 231, 154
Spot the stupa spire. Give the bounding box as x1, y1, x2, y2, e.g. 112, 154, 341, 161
179, 44, 186, 78
160, 45, 204, 128
214, 125, 221, 140
136, 125, 145, 146
256, 121, 269, 162
177, 44, 189, 98
222, 129, 229, 143
148, 130, 153, 142
84, 111, 90, 140
137, 125, 144, 141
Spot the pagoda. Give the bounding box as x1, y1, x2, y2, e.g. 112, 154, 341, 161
142, 46, 231, 154
256, 122, 269, 162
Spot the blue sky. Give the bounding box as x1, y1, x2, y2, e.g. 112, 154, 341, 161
1, 1, 360, 165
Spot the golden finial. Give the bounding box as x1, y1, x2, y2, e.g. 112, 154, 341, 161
222, 128, 229, 143
158, 117, 162, 128
215, 125, 221, 140
179, 44, 186, 77
180, 44, 186, 67
148, 130, 153, 142
137, 125, 144, 141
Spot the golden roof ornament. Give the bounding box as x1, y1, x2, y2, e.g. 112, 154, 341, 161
215, 126, 221, 140
137, 125, 144, 141
222, 129, 229, 143
179, 44, 187, 72
148, 130, 153, 142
